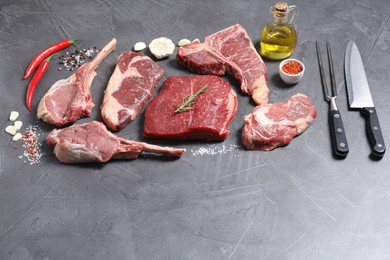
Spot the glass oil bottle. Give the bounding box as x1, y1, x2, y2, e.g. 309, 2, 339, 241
260, 2, 298, 60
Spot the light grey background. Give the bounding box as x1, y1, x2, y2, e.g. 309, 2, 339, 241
1, 0, 390, 259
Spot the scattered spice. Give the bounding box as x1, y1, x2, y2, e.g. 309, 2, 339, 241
18, 125, 44, 165
282, 60, 303, 75
57, 45, 98, 71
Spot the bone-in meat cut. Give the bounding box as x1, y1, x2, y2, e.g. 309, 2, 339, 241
242, 93, 317, 151
177, 24, 269, 105
46, 121, 185, 163
144, 75, 237, 141
37, 38, 117, 126
101, 51, 164, 131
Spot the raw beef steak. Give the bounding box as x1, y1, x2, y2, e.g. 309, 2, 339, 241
46, 121, 185, 163
101, 51, 164, 131
144, 75, 237, 141
242, 93, 317, 151
37, 38, 116, 126
177, 24, 269, 105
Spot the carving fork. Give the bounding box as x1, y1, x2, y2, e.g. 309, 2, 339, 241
316, 41, 349, 157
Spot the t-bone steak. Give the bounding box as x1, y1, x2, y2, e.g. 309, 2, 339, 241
242, 93, 317, 151
37, 38, 116, 126
46, 121, 185, 163
101, 51, 164, 131
177, 24, 269, 105
144, 75, 237, 141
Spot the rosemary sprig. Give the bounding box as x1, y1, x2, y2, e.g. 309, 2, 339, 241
175, 85, 209, 113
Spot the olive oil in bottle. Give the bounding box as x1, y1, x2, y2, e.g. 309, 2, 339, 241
260, 2, 298, 60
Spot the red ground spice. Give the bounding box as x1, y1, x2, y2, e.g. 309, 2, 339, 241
19, 125, 43, 165
282, 61, 303, 75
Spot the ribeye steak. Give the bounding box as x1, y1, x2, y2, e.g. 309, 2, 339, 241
144, 75, 237, 141
242, 93, 317, 151
37, 38, 117, 126
46, 121, 185, 163
177, 24, 268, 105
101, 51, 164, 131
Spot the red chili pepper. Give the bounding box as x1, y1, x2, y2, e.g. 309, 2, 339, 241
23, 39, 76, 80
26, 54, 55, 111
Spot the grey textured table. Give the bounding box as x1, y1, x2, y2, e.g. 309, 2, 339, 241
1, 0, 390, 259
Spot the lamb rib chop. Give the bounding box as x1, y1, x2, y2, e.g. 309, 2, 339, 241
46, 121, 185, 163
37, 38, 117, 126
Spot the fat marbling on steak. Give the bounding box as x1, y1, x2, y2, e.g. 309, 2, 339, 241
46, 121, 185, 163
144, 75, 237, 141
242, 93, 317, 151
37, 38, 117, 126
101, 51, 164, 131
177, 24, 268, 105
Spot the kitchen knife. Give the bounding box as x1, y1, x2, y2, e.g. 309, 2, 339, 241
344, 41, 386, 157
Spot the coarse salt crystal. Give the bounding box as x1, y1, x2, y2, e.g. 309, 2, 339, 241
191, 144, 240, 156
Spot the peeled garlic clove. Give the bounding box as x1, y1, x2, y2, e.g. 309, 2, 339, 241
192, 38, 200, 43
9, 111, 19, 121
12, 133, 22, 142
134, 42, 146, 52
178, 39, 191, 47
5, 125, 16, 135
14, 121, 23, 130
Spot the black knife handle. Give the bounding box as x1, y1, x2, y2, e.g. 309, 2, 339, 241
329, 110, 349, 157
361, 107, 386, 157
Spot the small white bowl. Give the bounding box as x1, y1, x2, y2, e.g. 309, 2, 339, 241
279, 58, 305, 85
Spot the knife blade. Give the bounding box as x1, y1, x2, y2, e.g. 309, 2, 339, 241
344, 41, 386, 157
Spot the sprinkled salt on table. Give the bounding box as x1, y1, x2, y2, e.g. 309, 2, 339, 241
191, 144, 240, 156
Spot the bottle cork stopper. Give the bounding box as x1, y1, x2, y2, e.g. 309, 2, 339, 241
275, 2, 288, 12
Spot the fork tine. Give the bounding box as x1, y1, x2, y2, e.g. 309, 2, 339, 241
315, 41, 329, 100
326, 41, 337, 97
